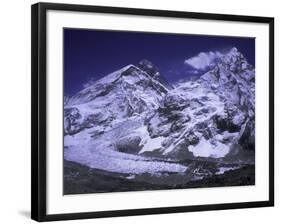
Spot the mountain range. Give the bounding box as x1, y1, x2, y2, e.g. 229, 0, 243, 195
64, 47, 255, 182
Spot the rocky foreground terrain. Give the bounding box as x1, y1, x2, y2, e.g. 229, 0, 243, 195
64, 47, 255, 194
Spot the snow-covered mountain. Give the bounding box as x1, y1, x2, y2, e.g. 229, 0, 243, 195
64, 47, 255, 176
64, 62, 169, 135
147, 47, 255, 161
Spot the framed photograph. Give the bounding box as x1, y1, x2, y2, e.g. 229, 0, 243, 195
31, 2, 274, 222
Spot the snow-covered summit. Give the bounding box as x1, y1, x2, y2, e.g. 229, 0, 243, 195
67, 61, 170, 106
137, 59, 159, 77
64, 61, 171, 137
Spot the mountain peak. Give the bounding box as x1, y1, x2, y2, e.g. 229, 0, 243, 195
218, 47, 250, 69
137, 59, 159, 77
225, 47, 243, 59
229, 47, 238, 53
137, 59, 173, 89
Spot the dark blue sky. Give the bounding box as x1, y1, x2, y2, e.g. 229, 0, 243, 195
64, 28, 255, 96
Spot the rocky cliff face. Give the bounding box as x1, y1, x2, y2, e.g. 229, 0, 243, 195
64, 48, 255, 176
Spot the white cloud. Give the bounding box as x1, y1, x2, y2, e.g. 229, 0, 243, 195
184, 51, 222, 70
82, 78, 98, 88
188, 70, 199, 74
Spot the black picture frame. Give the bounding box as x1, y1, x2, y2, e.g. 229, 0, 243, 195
31, 2, 274, 222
